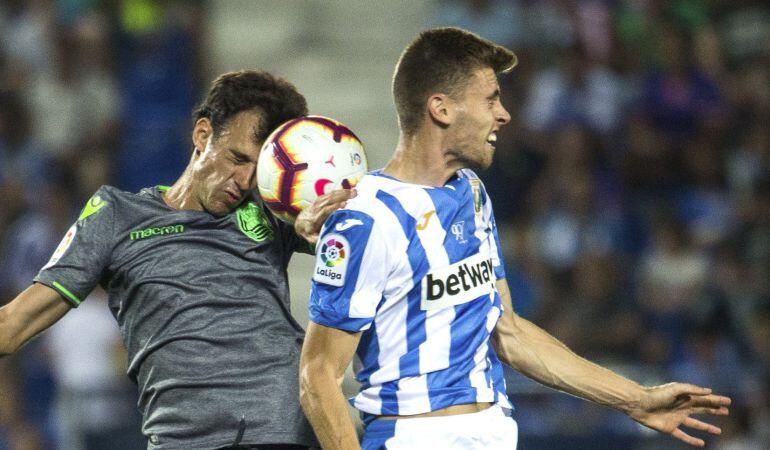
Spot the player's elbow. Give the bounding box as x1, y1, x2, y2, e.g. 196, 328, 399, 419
492, 317, 528, 369
298, 362, 320, 412
299, 357, 333, 412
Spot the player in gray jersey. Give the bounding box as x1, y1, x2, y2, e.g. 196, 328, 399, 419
0, 70, 352, 449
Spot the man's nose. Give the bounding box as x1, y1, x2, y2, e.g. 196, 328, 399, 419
235, 164, 256, 190
496, 103, 511, 126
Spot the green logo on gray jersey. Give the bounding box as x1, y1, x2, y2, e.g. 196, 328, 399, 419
78, 194, 108, 221
236, 202, 274, 242
130, 224, 185, 241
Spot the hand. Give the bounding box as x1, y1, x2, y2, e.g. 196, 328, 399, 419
629, 383, 731, 447
295, 188, 357, 245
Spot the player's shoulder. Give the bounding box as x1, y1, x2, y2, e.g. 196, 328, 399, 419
457, 168, 481, 181
323, 208, 375, 237
77, 185, 120, 223
323, 173, 399, 238
90, 184, 148, 203
78, 185, 165, 223
341, 172, 409, 225
456, 168, 487, 190
456, 168, 490, 203
342, 172, 386, 212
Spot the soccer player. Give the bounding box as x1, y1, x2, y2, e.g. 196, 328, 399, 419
298, 28, 731, 450
0, 70, 353, 449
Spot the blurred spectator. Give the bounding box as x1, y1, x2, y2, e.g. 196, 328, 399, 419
0, 358, 44, 450
640, 23, 724, 140
0, 0, 54, 76
430, 0, 523, 46
115, 0, 202, 191
0, 91, 54, 195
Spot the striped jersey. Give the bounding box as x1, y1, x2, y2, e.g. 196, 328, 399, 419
309, 169, 512, 417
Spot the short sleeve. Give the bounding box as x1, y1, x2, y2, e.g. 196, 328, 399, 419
488, 206, 506, 280
474, 174, 506, 280
308, 209, 388, 332
34, 187, 116, 307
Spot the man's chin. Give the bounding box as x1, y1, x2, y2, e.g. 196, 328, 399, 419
203, 201, 234, 217
466, 156, 492, 172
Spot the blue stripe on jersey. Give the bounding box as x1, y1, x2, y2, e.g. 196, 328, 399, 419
487, 340, 509, 408
487, 290, 508, 406
309, 210, 376, 332
491, 220, 506, 280
361, 419, 397, 450
356, 309, 383, 386
378, 380, 400, 416
424, 178, 497, 409
375, 190, 430, 414
426, 299, 494, 409
424, 181, 480, 264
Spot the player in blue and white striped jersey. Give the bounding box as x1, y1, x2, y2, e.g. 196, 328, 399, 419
300, 27, 731, 450
309, 168, 511, 419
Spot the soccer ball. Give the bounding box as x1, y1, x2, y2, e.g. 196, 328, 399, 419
257, 115, 368, 223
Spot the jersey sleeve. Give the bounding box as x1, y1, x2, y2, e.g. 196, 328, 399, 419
487, 202, 506, 281
265, 204, 315, 257
308, 209, 388, 332
33, 187, 116, 307
465, 169, 507, 280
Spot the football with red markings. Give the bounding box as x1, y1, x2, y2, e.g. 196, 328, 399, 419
256, 115, 368, 223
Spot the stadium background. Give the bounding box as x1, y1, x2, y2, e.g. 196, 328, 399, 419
0, 0, 768, 448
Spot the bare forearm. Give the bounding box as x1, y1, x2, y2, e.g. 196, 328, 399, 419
0, 284, 70, 356
299, 369, 360, 450
494, 315, 644, 413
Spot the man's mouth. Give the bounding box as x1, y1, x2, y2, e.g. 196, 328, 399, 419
225, 190, 240, 203
487, 132, 497, 148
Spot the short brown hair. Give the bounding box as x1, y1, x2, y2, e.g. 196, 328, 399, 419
192, 70, 308, 145
392, 27, 517, 135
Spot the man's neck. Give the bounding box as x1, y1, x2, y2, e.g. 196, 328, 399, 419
382, 131, 461, 187
162, 165, 202, 211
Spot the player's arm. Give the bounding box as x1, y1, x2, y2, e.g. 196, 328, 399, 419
492, 279, 730, 447
0, 284, 71, 356
299, 321, 362, 450
295, 188, 357, 246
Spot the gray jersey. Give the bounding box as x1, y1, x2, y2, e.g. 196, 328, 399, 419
35, 185, 317, 449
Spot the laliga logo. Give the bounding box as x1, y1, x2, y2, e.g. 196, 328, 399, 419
321, 238, 346, 267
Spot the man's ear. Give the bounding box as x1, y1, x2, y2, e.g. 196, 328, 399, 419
192, 118, 213, 156
427, 93, 455, 127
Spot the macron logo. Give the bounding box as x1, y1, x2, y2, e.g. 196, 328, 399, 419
336, 219, 363, 232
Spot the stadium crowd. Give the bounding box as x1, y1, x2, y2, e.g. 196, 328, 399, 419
0, 0, 767, 449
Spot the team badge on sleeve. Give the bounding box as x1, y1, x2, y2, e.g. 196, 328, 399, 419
470, 179, 483, 218
313, 233, 350, 287
78, 194, 108, 221
42, 222, 77, 270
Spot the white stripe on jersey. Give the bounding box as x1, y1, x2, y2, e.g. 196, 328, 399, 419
353, 384, 383, 415
396, 376, 432, 415
405, 188, 455, 376
350, 199, 411, 386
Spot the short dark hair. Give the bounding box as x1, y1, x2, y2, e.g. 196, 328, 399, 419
192, 70, 308, 144
392, 27, 517, 135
